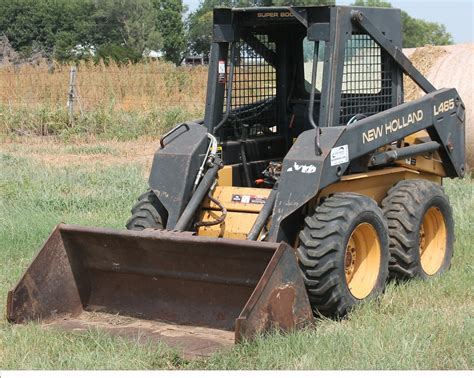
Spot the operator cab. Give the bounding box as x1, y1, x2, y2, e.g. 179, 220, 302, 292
203, 6, 403, 187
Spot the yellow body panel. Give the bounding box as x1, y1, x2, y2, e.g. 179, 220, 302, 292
217, 165, 233, 186
197, 211, 259, 239
198, 186, 270, 239
202, 186, 270, 213
396, 132, 446, 176
395, 157, 446, 177
198, 166, 443, 240
319, 167, 441, 204
404, 130, 429, 144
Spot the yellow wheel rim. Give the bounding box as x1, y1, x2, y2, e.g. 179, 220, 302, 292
345, 223, 381, 299
419, 207, 447, 275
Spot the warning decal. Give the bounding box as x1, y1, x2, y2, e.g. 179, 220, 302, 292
218, 60, 226, 83
330, 145, 349, 166
231, 194, 267, 205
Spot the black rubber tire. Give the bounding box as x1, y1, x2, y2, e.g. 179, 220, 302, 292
381, 180, 454, 280
126, 190, 166, 230
297, 193, 389, 317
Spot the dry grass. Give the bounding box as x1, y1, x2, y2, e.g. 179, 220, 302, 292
0, 47, 461, 114
0, 60, 280, 139
403, 45, 448, 101
0, 60, 208, 139
0, 60, 208, 112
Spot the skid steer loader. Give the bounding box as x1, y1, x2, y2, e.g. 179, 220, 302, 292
8, 6, 465, 357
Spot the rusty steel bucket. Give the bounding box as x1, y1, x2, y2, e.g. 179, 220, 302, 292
7, 224, 312, 357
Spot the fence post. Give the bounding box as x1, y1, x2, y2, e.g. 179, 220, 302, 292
67, 66, 77, 124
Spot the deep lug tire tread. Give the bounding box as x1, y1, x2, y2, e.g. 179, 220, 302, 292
381, 179, 454, 280
297, 193, 389, 317
126, 190, 165, 230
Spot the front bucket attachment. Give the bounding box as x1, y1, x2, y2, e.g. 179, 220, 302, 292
7, 224, 312, 357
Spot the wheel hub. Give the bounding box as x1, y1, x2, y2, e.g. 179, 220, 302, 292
419, 207, 447, 275
345, 240, 357, 280
344, 223, 381, 299
419, 223, 426, 253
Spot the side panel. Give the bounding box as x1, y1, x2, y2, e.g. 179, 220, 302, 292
270, 126, 344, 243
148, 123, 209, 228
197, 186, 270, 239
198, 212, 259, 239
235, 243, 313, 341
7, 225, 83, 323
318, 167, 441, 205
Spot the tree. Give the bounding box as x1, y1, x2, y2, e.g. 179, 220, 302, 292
153, 0, 186, 65
0, 0, 185, 64
0, 0, 95, 59
187, 10, 213, 57
351, 0, 453, 48
271, 0, 334, 5
352, 0, 391, 7
52, 1, 97, 61
95, 43, 143, 64
92, 0, 163, 58
401, 12, 453, 47
54, 31, 79, 61
186, 0, 222, 57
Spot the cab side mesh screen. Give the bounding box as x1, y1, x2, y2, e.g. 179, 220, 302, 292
222, 34, 277, 139
339, 34, 393, 125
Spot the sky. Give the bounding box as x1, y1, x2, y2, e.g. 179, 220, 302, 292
183, 0, 474, 44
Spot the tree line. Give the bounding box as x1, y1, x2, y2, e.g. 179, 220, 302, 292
0, 0, 453, 66
0, 0, 185, 64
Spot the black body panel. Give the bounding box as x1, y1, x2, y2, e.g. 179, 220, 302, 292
148, 123, 208, 228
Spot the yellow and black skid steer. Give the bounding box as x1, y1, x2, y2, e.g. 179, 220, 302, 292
8, 5, 465, 357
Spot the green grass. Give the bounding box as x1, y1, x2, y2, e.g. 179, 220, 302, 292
0, 104, 201, 141
63, 144, 118, 155
0, 152, 473, 369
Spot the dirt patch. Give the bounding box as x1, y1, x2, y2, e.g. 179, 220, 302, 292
1, 137, 158, 171
43, 311, 235, 358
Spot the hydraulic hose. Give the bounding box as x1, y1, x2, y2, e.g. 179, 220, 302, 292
194, 193, 227, 228
193, 133, 218, 191
247, 187, 277, 241
174, 158, 222, 232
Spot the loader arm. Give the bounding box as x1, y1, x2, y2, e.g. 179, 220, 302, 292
270, 87, 465, 242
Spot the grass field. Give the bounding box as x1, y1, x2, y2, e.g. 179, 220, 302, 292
0, 60, 207, 112
0, 139, 473, 370
0, 60, 206, 140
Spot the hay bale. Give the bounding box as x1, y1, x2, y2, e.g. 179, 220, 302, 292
403, 44, 474, 171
